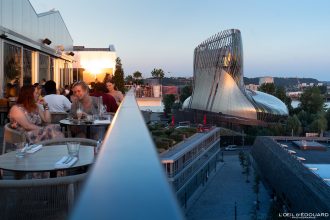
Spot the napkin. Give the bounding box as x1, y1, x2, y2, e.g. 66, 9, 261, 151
54, 156, 78, 168
26, 145, 42, 154
94, 119, 111, 124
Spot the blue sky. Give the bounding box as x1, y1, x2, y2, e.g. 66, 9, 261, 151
30, 0, 330, 81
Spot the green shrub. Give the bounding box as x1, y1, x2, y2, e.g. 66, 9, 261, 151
170, 133, 183, 142
152, 130, 166, 136
155, 140, 169, 149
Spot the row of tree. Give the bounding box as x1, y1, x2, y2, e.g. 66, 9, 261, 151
113, 57, 168, 93
258, 83, 329, 136
125, 68, 165, 85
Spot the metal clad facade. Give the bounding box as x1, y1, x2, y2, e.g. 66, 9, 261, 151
189, 29, 288, 121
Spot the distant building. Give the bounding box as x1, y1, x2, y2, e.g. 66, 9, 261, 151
245, 84, 259, 91
259, 76, 274, 85
186, 29, 288, 122
286, 91, 303, 99
73, 45, 117, 84
162, 86, 178, 95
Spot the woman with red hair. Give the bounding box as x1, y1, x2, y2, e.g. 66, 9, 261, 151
9, 85, 64, 143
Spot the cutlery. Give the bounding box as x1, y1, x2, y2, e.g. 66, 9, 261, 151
63, 156, 73, 164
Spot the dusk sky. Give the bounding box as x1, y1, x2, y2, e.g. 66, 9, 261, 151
30, 0, 330, 81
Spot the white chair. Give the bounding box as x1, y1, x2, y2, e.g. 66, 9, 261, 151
2, 123, 26, 155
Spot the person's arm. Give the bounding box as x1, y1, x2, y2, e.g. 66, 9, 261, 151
38, 103, 51, 123
9, 105, 41, 131
62, 95, 72, 112
118, 91, 124, 103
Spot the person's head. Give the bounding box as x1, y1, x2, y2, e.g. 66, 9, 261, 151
72, 81, 89, 100
17, 85, 38, 112
94, 82, 107, 93
44, 80, 57, 95
33, 83, 42, 96
106, 79, 117, 92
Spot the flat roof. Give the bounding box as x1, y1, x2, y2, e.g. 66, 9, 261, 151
292, 140, 327, 150
304, 164, 330, 186
277, 140, 330, 164
160, 127, 220, 161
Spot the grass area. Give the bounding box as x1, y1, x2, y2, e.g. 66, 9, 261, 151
148, 123, 197, 153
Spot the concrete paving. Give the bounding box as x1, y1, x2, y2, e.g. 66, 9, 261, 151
186, 153, 270, 220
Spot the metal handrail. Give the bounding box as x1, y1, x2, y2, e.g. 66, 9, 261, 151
71, 89, 184, 220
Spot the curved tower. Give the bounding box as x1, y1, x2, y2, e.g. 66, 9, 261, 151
189, 29, 288, 120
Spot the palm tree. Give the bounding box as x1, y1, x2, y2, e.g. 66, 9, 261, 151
151, 68, 165, 79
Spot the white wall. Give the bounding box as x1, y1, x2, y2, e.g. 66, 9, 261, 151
0, 0, 73, 50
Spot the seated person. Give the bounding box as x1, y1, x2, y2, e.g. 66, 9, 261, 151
44, 80, 71, 113
106, 79, 124, 105
90, 82, 118, 113
69, 81, 112, 140
70, 81, 98, 117
9, 85, 64, 144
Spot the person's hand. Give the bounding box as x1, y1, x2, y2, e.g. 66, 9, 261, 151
11, 121, 18, 129
38, 98, 46, 105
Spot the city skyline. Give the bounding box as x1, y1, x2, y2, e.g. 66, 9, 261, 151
30, 0, 330, 81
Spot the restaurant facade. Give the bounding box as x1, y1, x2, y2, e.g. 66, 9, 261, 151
0, 0, 74, 98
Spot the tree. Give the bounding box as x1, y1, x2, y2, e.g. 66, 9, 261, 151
326, 109, 330, 131
286, 115, 302, 136
151, 68, 165, 79
244, 158, 250, 183
133, 71, 142, 80
299, 87, 324, 114
253, 174, 260, 210
180, 85, 192, 103
113, 57, 125, 94
163, 94, 175, 114
309, 112, 327, 134
258, 83, 275, 96
125, 75, 134, 84
238, 151, 245, 170
275, 86, 293, 115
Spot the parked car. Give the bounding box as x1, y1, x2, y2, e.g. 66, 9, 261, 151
225, 145, 238, 151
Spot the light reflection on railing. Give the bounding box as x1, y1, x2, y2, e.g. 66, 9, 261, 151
71, 89, 184, 220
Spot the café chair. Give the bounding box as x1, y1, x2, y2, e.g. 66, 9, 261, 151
2, 123, 26, 155
0, 98, 8, 125
50, 112, 69, 136
0, 173, 87, 219
50, 112, 69, 124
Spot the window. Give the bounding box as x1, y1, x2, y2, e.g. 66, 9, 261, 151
23, 49, 32, 85
39, 53, 49, 82
3, 42, 22, 97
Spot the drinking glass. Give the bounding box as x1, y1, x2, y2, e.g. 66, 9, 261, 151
15, 142, 26, 158
76, 103, 83, 123
66, 142, 80, 157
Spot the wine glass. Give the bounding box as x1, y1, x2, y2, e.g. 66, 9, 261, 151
76, 103, 83, 123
